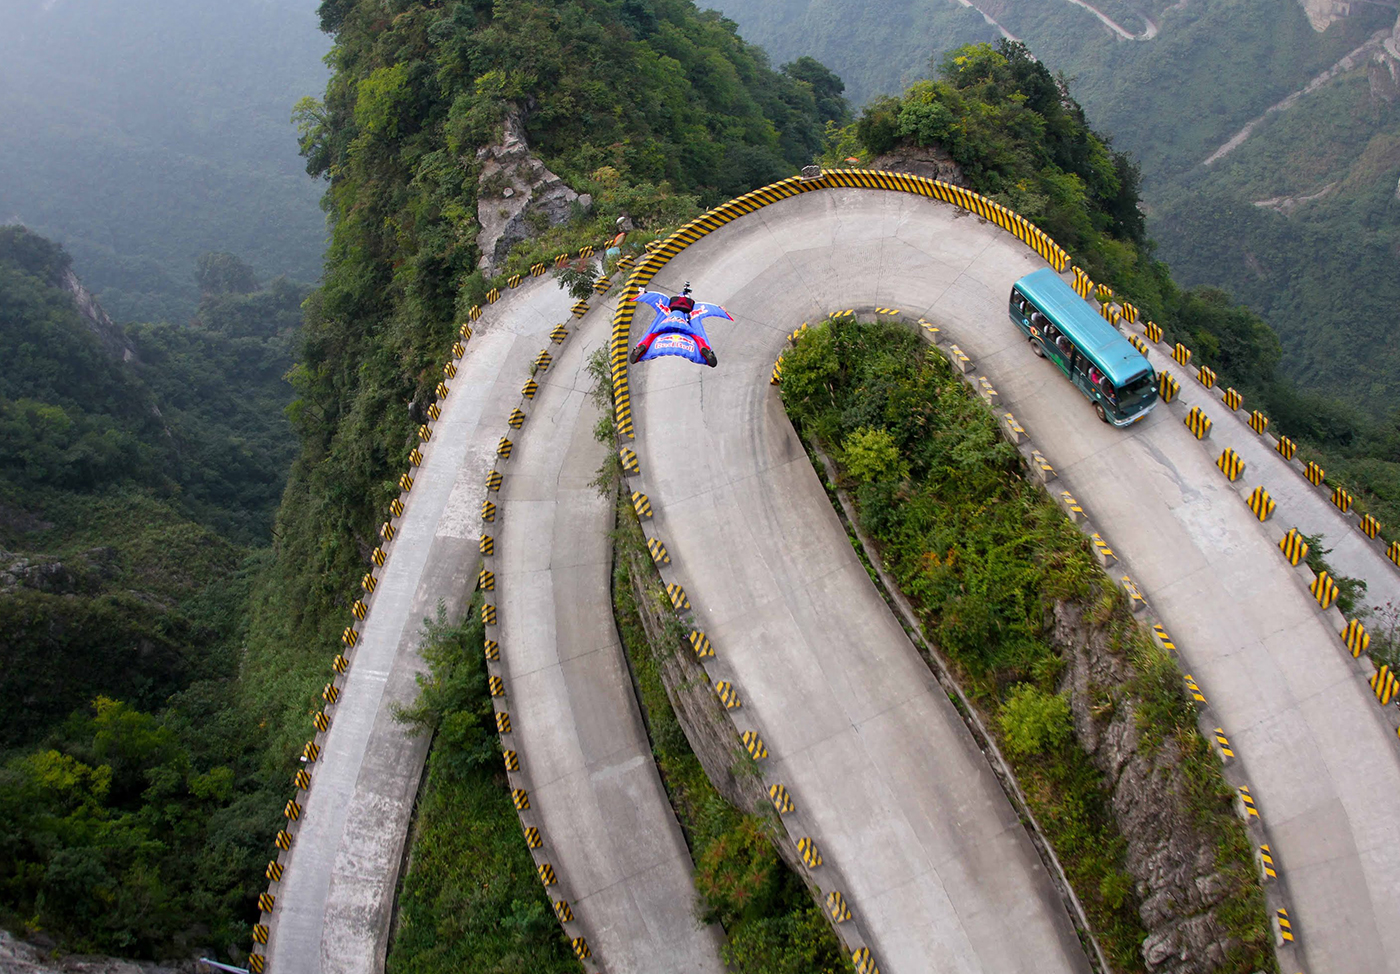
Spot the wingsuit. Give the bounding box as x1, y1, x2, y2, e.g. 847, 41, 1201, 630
629, 285, 732, 367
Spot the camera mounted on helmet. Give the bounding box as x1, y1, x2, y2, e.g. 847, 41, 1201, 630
668, 284, 696, 315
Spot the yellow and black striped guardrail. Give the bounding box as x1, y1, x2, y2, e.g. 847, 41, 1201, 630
1370, 665, 1398, 705
606, 169, 1069, 439
1258, 844, 1276, 880
1279, 529, 1309, 566
1111, 306, 1399, 591
1184, 406, 1212, 440
741, 730, 768, 760
1341, 619, 1370, 657
1213, 728, 1235, 761
1216, 447, 1245, 482
714, 681, 741, 709
1158, 370, 1180, 403
1246, 487, 1275, 521
688, 630, 714, 657
647, 537, 670, 565
1310, 571, 1340, 610
1331, 486, 1353, 514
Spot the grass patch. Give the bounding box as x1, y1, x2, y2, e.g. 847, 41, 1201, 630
386, 602, 578, 974
780, 315, 1274, 973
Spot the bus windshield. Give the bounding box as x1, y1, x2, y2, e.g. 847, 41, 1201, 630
1114, 370, 1155, 406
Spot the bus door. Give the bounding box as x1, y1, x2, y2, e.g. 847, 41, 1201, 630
1038, 322, 1074, 378
1068, 350, 1095, 399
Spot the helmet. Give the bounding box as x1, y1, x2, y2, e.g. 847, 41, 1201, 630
668, 293, 695, 314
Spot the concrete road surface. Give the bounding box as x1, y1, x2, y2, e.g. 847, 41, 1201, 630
492, 300, 727, 974
265, 279, 721, 974
625, 186, 1400, 974
629, 194, 1094, 974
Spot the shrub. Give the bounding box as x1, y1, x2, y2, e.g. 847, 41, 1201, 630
998, 684, 1073, 757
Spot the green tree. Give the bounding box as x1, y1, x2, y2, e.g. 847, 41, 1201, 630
195, 252, 258, 296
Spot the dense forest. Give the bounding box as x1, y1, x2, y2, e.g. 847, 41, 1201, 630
0, 0, 329, 325
0, 226, 304, 953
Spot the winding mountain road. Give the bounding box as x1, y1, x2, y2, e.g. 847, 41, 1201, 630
261, 180, 1400, 974
619, 186, 1400, 974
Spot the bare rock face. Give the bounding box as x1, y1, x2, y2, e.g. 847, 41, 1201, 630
59, 266, 139, 364
1053, 602, 1237, 974
474, 107, 591, 274
0, 932, 199, 974
0, 547, 116, 595
620, 541, 814, 881
1298, 0, 1351, 32
869, 144, 967, 186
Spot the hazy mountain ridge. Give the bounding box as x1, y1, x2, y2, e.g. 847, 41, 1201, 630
711, 0, 1400, 415
0, 0, 331, 324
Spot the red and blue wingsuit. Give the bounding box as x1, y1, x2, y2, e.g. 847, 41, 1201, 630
629, 284, 732, 368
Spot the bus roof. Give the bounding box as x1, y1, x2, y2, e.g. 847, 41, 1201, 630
1013, 268, 1151, 386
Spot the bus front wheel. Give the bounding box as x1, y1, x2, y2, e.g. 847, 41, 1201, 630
1095, 403, 1108, 423
1030, 338, 1045, 358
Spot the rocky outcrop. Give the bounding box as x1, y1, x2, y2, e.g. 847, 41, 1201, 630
0, 932, 198, 974
1053, 602, 1241, 974
59, 266, 139, 364
0, 547, 117, 596
618, 535, 815, 883
1299, 0, 1352, 32
868, 144, 967, 186
474, 107, 591, 274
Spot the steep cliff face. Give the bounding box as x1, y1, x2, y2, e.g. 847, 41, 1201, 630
58, 265, 140, 364
869, 144, 967, 185
474, 108, 591, 274
1299, 0, 1352, 32
0, 931, 196, 974
1053, 603, 1248, 974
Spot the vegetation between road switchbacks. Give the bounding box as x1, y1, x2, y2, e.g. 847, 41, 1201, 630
387, 603, 579, 974
613, 507, 851, 974
780, 315, 1273, 974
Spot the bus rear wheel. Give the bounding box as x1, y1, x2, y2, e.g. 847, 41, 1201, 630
1031, 338, 1045, 358
1095, 403, 1108, 423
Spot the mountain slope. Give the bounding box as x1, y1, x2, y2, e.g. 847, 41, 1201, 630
0, 0, 331, 324
711, 0, 1400, 419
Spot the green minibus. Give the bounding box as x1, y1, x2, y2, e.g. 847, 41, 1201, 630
1009, 268, 1158, 427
